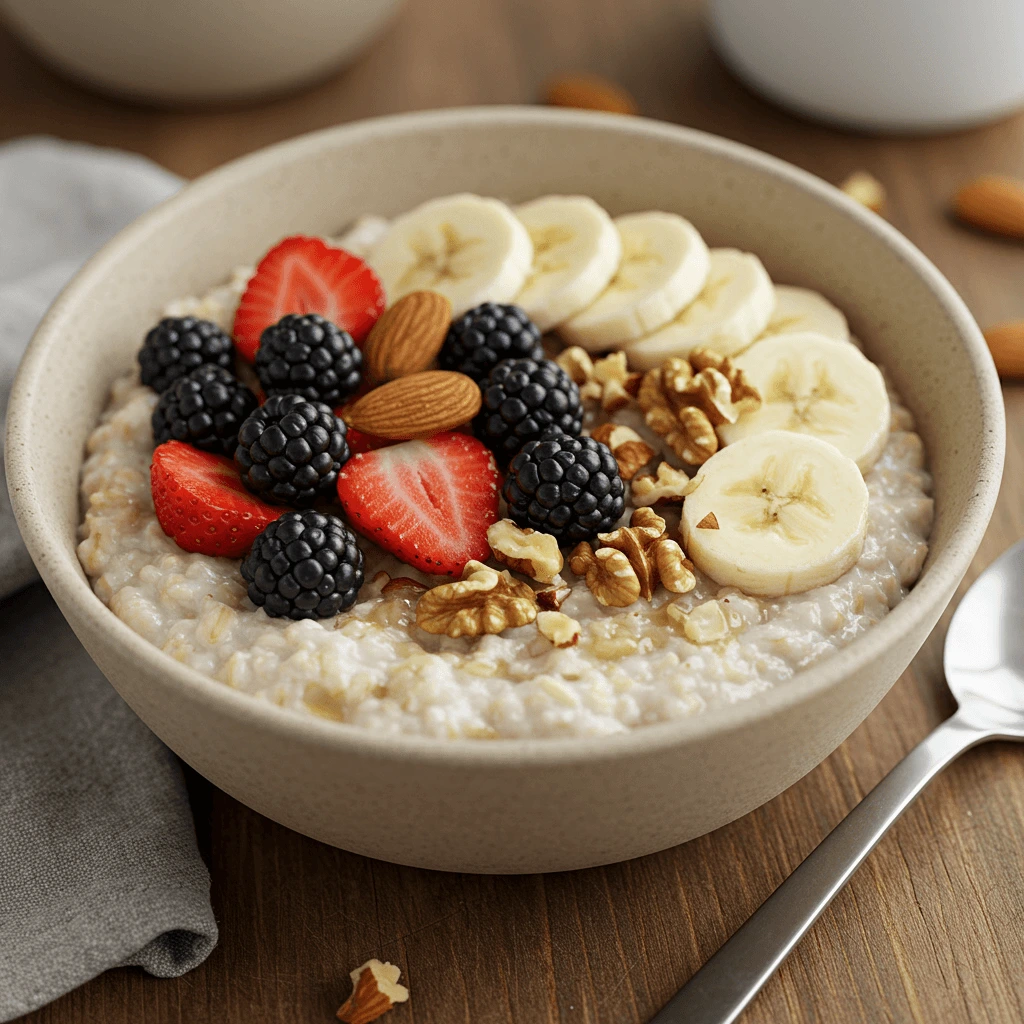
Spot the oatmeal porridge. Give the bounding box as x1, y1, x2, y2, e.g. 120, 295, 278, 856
77, 193, 933, 740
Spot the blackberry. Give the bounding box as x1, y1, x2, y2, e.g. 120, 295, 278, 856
241, 510, 364, 620
151, 365, 257, 457
255, 313, 362, 406
439, 303, 543, 383
235, 394, 349, 507
474, 358, 583, 463
138, 316, 234, 394
503, 434, 625, 544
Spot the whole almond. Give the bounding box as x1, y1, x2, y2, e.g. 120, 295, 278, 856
344, 371, 482, 439
983, 321, 1024, 379
544, 73, 638, 115
953, 175, 1024, 238
364, 291, 452, 383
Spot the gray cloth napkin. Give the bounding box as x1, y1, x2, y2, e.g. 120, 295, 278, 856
0, 138, 218, 1022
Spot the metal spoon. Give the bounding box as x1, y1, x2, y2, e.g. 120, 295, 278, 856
652, 539, 1024, 1024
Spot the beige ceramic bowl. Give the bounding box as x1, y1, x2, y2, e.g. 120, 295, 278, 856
7, 109, 1004, 874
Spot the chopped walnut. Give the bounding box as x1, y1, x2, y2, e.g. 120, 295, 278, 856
569, 543, 642, 607
416, 560, 538, 637
337, 959, 409, 1024
537, 583, 572, 611
589, 423, 656, 480
487, 518, 563, 584
597, 507, 692, 600
555, 345, 594, 386
631, 461, 696, 506
537, 610, 582, 647
840, 170, 886, 214
638, 350, 761, 463
562, 348, 642, 412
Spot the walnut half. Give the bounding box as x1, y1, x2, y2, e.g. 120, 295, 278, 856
416, 561, 538, 637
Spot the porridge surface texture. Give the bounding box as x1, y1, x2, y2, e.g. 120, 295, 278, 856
77, 268, 933, 740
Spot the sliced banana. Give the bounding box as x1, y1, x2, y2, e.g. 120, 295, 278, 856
513, 196, 621, 331
760, 285, 850, 342
681, 430, 869, 597
717, 332, 890, 472
559, 212, 710, 352
624, 248, 774, 368
335, 214, 389, 258
368, 194, 533, 317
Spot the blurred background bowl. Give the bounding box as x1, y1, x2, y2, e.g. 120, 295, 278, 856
708, 0, 1024, 132
0, 0, 404, 105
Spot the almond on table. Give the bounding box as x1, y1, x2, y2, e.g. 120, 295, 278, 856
544, 72, 639, 115
982, 321, 1024, 379
953, 174, 1024, 238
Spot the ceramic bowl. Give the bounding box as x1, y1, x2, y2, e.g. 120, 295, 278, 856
6, 108, 1004, 873
0, 0, 402, 104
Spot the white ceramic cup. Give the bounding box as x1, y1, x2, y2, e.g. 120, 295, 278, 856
0, 0, 403, 104
708, 0, 1024, 132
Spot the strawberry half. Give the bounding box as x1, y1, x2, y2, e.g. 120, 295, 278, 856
336, 432, 500, 576
233, 236, 385, 362
151, 440, 282, 556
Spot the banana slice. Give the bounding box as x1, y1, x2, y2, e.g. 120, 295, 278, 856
760, 286, 849, 342
717, 333, 890, 472
681, 430, 869, 597
513, 196, 621, 331
559, 212, 710, 352
336, 214, 389, 258
624, 248, 774, 368
368, 194, 533, 317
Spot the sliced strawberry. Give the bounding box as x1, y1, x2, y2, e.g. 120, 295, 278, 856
151, 440, 282, 556
233, 236, 385, 362
336, 432, 500, 576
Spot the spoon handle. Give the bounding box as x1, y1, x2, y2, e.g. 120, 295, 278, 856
650, 712, 988, 1024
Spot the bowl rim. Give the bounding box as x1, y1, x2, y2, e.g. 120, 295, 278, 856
7, 105, 1005, 767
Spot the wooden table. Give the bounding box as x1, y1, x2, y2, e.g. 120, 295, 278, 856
5, 0, 1024, 1021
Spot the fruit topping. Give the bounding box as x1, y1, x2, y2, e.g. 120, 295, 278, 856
255, 313, 363, 406
474, 357, 583, 463
233, 236, 384, 362
138, 316, 234, 394
240, 510, 364, 620
335, 432, 500, 576
150, 440, 281, 556
503, 433, 625, 544
439, 302, 543, 384
151, 364, 257, 458
235, 394, 349, 507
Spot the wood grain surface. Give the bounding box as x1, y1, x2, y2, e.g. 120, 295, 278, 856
4, 0, 1024, 1021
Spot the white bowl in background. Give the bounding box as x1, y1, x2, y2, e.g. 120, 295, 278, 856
708, 0, 1024, 133
0, 0, 403, 104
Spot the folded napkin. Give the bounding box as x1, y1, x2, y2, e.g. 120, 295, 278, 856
0, 138, 217, 1022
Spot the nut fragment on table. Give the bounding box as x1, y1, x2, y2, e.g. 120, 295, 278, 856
544, 72, 639, 115
537, 610, 582, 648
337, 959, 409, 1024
631, 461, 696, 506
589, 423, 656, 480
568, 543, 642, 607
416, 560, 538, 637
487, 518, 563, 584
840, 170, 887, 215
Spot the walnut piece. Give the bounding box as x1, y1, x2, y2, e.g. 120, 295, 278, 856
840, 170, 886, 214
598, 507, 693, 599
416, 560, 538, 637
638, 350, 761, 463
569, 543, 642, 607
589, 423, 656, 480
537, 610, 582, 647
631, 461, 696, 506
562, 348, 642, 412
337, 959, 409, 1024
487, 518, 563, 584
537, 583, 572, 611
